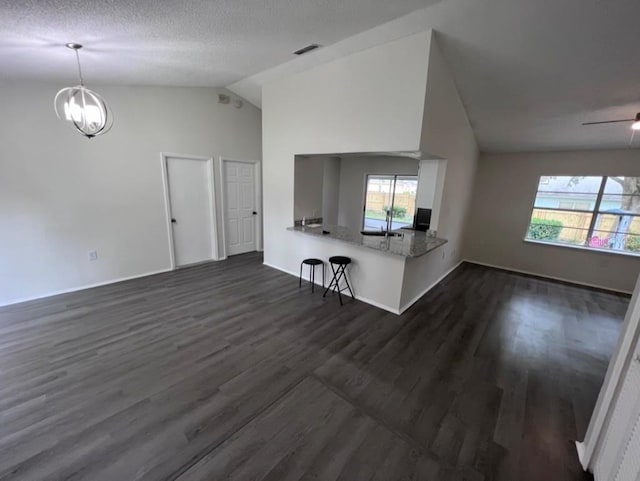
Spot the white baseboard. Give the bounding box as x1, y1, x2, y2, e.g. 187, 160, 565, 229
262, 261, 301, 279
463, 259, 632, 295
575, 441, 590, 472
354, 294, 401, 315
0, 268, 173, 308
262, 261, 400, 314
398, 260, 464, 314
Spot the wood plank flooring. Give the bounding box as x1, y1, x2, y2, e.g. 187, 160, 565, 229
0, 253, 628, 480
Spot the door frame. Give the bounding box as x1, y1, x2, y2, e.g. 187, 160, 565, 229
160, 152, 219, 269
577, 274, 640, 471
218, 157, 262, 260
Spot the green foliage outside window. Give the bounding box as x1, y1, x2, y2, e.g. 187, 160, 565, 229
625, 235, 640, 252
527, 218, 563, 241
383, 205, 408, 218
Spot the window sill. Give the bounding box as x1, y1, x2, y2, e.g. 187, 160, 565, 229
523, 239, 640, 259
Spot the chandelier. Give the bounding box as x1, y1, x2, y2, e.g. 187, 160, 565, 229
54, 43, 113, 138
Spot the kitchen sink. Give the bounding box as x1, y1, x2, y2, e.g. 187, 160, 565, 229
360, 230, 403, 237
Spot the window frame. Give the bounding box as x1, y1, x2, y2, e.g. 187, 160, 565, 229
523, 175, 640, 257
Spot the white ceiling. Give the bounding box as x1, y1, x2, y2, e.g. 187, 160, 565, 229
0, 0, 435, 87
428, 0, 640, 152
2, 0, 640, 152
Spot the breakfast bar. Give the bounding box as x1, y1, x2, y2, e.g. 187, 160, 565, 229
286, 224, 449, 314
287, 224, 447, 258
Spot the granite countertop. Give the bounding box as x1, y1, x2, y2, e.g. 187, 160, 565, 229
287, 224, 447, 258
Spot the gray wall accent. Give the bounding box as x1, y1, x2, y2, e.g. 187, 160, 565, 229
322, 156, 342, 225
337, 156, 419, 233
464, 149, 640, 292
294, 157, 325, 221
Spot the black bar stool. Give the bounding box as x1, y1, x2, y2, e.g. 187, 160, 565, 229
323, 256, 354, 305
299, 258, 324, 292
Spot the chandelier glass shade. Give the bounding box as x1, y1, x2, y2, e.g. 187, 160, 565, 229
54, 44, 113, 138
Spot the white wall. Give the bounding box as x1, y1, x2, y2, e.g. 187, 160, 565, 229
420, 35, 479, 254
0, 81, 262, 306
399, 33, 479, 310
322, 156, 341, 225
337, 156, 419, 232
262, 30, 478, 313
286, 231, 406, 311
416, 158, 443, 210
261, 31, 432, 311
262, 30, 431, 156
465, 149, 640, 293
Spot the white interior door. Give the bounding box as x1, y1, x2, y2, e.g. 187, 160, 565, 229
224, 161, 256, 256
595, 339, 640, 481
166, 156, 214, 266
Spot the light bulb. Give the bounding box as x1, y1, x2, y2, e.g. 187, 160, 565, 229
68, 98, 83, 123
63, 101, 72, 121
632, 121, 640, 131
84, 104, 102, 126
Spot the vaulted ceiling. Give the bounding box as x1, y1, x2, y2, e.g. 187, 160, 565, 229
0, 0, 436, 87
2, 0, 640, 152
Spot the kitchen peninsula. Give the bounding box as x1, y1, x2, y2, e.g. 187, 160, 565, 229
287, 224, 447, 258
286, 223, 450, 314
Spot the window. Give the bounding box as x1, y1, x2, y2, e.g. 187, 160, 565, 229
363, 175, 418, 230
525, 176, 640, 255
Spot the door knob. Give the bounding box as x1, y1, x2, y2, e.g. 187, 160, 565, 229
171, 218, 177, 223
252, 211, 257, 215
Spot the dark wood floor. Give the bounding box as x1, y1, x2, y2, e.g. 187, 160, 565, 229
0, 253, 627, 481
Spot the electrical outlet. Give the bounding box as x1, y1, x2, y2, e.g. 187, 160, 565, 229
88, 250, 98, 261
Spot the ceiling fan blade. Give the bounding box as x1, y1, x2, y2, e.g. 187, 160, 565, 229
582, 119, 635, 126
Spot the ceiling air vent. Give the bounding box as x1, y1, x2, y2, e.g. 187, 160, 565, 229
293, 44, 320, 55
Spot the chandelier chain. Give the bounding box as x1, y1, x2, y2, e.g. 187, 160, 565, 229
74, 49, 84, 86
